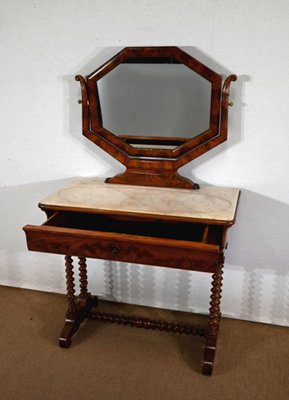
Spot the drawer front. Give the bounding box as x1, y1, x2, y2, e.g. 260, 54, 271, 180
24, 225, 220, 273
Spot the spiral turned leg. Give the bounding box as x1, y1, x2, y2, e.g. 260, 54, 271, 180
202, 255, 224, 375
78, 256, 88, 298
65, 255, 76, 315
77, 256, 98, 312
59, 256, 78, 348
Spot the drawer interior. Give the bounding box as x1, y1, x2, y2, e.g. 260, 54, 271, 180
44, 211, 223, 245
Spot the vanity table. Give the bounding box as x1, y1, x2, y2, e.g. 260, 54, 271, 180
23, 47, 239, 375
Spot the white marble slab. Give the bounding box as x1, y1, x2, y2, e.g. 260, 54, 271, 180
40, 178, 240, 223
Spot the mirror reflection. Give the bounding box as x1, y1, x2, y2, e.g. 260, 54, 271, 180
97, 62, 212, 142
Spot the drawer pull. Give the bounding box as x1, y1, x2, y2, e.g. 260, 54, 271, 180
111, 246, 120, 255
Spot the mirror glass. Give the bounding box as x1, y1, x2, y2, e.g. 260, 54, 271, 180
97, 60, 212, 146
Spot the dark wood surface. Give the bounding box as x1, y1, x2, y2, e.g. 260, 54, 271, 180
76, 46, 237, 188
23, 199, 233, 375
24, 222, 221, 274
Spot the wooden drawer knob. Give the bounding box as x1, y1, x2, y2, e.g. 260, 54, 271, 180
111, 246, 120, 255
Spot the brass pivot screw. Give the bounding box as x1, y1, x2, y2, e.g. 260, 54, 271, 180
78, 99, 82, 104
228, 101, 234, 107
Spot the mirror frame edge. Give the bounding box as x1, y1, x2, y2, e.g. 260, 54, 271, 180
76, 47, 237, 189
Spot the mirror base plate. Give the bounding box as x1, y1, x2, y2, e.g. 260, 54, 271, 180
105, 169, 200, 190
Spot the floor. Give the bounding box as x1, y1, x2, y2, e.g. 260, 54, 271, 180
0, 285, 288, 400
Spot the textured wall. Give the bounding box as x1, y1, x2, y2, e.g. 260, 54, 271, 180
1, 0, 289, 326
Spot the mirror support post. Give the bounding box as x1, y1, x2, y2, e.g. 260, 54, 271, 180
220, 74, 237, 139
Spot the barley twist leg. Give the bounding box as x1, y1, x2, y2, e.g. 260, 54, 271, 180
59, 256, 78, 348
65, 255, 76, 315
78, 256, 88, 298
202, 255, 224, 375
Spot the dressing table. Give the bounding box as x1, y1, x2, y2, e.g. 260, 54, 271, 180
23, 47, 239, 375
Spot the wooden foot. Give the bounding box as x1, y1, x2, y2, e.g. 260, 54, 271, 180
59, 320, 77, 348
202, 362, 213, 376
59, 295, 98, 348
202, 337, 217, 375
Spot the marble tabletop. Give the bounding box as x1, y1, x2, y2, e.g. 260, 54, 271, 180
40, 178, 240, 224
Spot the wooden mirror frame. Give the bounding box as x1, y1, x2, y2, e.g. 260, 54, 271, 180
76, 47, 236, 189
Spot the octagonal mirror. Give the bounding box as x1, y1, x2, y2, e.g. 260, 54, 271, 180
76, 47, 236, 189
98, 61, 211, 146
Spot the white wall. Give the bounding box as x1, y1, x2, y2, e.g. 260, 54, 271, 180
1, 0, 289, 326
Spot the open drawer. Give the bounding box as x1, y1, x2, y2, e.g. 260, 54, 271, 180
23, 211, 223, 273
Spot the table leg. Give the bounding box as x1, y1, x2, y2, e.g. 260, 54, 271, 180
65, 255, 77, 314
78, 256, 89, 298
59, 256, 98, 348
59, 255, 77, 348
77, 257, 98, 311
202, 255, 224, 375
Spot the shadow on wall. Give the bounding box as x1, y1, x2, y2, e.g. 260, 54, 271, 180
90, 188, 289, 326
225, 189, 289, 325
0, 179, 72, 292
0, 181, 289, 325
0, 179, 105, 294
62, 47, 125, 181
179, 48, 249, 180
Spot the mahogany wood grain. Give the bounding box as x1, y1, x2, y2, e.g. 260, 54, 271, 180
76, 46, 236, 189
24, 224, 220, 273
23, 194, 237, 375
